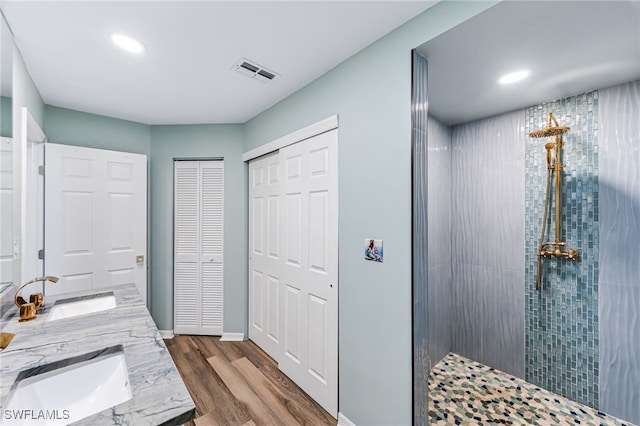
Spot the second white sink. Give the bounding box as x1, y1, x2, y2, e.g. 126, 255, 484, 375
2, 345, 131, 425
46, 293, 116, 322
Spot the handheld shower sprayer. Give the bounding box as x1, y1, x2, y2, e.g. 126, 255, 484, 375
530, 113, 579, 291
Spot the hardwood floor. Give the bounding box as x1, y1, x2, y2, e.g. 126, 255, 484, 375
165, 335, 336, 426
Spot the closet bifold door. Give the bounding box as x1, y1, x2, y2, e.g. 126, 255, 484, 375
174, 160, 224, 335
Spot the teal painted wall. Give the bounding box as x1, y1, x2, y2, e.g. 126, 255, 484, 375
40, 107, 247, 334
243, 2, 496, 424
8, 34, 44, 294
149, 124, 246, 332
1, 96, 11, 137
1, 13, 13, 139
12, 46, 44, 132
43, 105, 152, 313
44, 105, 151, 155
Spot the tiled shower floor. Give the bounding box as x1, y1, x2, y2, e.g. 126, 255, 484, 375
429, 353, 634, 425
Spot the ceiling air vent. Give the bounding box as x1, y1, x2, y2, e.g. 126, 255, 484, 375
233, 58, 279, 84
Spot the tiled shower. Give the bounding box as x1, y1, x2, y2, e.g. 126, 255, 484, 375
418, 78, 639, 424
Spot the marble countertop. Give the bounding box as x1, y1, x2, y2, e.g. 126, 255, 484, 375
0, 284, 195, 425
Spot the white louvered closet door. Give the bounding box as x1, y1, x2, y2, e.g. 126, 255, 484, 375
174, 160, 224, 335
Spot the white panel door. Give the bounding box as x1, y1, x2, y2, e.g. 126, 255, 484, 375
248, 129, 338, 417
44, 144, 147, 302
0, 137, 14, 293
249, 151, 283, 359
174, 160, 224, 335
279, 129, 338, 416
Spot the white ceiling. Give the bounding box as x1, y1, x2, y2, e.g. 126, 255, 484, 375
1, 0, 437, 125
417, 1, 640, 126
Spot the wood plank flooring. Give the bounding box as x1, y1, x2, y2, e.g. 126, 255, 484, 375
165, 335, 336, 426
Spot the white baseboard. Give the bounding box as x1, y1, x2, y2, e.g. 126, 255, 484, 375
338, 412, 356, 426
220, 332, 245, 342
159, 331, 244, 341
158, 330, 174, 339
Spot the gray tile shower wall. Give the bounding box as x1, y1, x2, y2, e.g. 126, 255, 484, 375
524, 90, 599, 408
427, 116, 452, 367
450, 109, 526, 379
598, 79, 640, 425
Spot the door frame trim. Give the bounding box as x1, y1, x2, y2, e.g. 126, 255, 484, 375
18, 107, 46, 286
242, 115, 338, 162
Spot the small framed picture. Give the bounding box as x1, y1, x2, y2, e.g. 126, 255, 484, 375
364, 239, 383, 263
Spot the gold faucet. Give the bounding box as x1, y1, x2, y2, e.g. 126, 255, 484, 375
14, 276, 59, 321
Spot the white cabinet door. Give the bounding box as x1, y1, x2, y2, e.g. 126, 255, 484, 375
174, 160, 224, 335
248, 129, 338, 417
44, 144, 147, 303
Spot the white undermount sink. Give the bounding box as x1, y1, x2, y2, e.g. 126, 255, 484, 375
46, 293, 116, 322
2, 346, 131, 425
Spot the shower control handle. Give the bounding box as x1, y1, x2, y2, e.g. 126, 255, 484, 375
538, 245, 579, 260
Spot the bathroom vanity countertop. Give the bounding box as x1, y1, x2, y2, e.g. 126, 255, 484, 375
0, 284, 195, 425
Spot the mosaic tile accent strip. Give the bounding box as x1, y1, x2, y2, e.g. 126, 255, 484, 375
524, 91, 599, 408
429, 353, 633, 426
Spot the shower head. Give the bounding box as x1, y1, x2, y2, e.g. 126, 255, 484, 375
529, 112, 570, 138
529, 126, 570, 138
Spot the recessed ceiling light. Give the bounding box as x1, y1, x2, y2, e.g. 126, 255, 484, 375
498, 70, 530, 85
111, 33, 145, 54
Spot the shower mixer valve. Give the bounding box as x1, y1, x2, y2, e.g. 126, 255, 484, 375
539, 243, 579, 260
